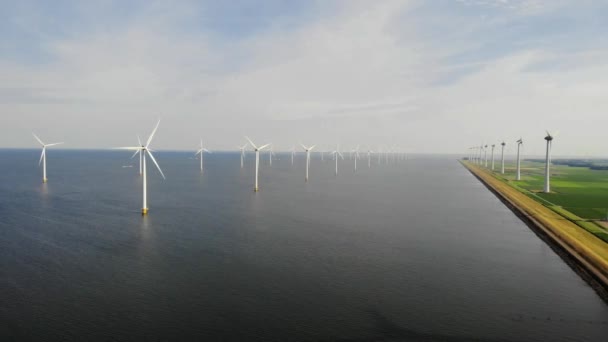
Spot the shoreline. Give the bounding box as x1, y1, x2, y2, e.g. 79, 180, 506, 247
461, 161, 608, 301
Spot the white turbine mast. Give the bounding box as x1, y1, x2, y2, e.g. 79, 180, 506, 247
500, 142, 506, 174
245, 136, 270, 192
490, 144, 496, 170
331, 144, 345, 176
352, 145, 360, 172
516, 138, 523, 181
238, 143, 248, 169
115, 119, 165, 215
32, 133, 64, 183
301, 143, 316, 182
195, 139, 211, 173
544, 130, 558, 193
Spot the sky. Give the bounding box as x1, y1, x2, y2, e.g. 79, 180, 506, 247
0, 0, 607, 156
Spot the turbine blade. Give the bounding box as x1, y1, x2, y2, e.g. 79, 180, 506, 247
137, 135, 142, 146
45, 142, 63, 147
32, 133, 45, 146
245, 136, 258, 150
300, 143, 307, 150
115, 147, 142, 150
39, 148, 45, 165
130, 150, 140, 159
195, 149, 203, 155
203, 148, 210, 153
146, 119, 161, 147
147, 151, 166, 179
258, 143, 270, 151
309, 145, 316, 151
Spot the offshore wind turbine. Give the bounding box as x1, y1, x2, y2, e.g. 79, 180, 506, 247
238, 143, 247, 169
491, 144, 496, 170
352, 145, 360, 172
301, 144, 316, 182
245, 137, 270, 192
195, 139, 211, 173
268, 144, 273, 166
544, 131, 557, 193
516, 138, 523, 181
367, 148, 373, 168
116, 120, 165, 215
331, 145, 345, 176
291, 146, 296, 165
32, 133, 64, 183
500, 142, 506, 174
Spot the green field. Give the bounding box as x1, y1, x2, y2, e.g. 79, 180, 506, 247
491, 160, 608, 220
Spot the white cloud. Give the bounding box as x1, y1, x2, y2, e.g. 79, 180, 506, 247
0, 0, 607, 156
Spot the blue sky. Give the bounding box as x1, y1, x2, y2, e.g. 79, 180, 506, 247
1, 0, 607, 156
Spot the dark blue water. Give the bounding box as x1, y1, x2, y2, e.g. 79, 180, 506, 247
1, 149, 607, 341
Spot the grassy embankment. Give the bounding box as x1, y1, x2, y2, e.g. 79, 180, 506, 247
462, 161, 608, 286
482, 160, 608, 242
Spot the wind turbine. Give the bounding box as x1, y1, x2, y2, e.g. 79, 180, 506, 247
331, 145, 344, 176
32, 133, 64, 183
291, 146, 296, 165
484, 145, 488, 167
500, 142, 506, 174
491, 144, 496, 170
268, 144, 274, 166
245, 137, 270, 192
352, 145, 360, 172
516, 138, 523, 181
116, 120, 165, 215
544, 131, 557, 193
301, 143, 316, 182
238, 143, 247, 169
367, 148, 373, 168
195, 139, 211, 173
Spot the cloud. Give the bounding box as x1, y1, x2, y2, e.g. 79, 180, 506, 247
0, 0, 607, 156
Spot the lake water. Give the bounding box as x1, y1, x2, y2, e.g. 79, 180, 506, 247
1, 149, 607, 341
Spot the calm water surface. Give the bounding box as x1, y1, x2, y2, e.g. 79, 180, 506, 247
1, 149, 607, 341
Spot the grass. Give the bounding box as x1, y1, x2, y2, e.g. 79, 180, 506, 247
470, 160, 608, 243
496, 161, 608, 220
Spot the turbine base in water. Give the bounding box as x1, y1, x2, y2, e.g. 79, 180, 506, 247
254, 187, 259, 192
42, 178, 47, 183
142, 208, 148, 215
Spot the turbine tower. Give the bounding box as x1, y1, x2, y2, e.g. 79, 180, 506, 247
195, 139, 211, 173
516, 138, 523, 181
490, 144, 495, 170
245, 137, 270, 192
238, 143, 247, 169
352, 145, 360, 172
484, 145, 488, 167
367, 148, 373, 168
331, 145, 344, 176
116, 120, 165, 215
500, 142, 506, 174
291, 146, 296, 165
544, 131, 556, 193
32, 133, 64, 183
301, 144, 316, 182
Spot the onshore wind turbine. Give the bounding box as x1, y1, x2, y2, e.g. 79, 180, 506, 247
516, 138, 523, 181
491, 144, 495, 170
544, 131, 557, 193
484, 145, 488, 167
500, 142, 506, 174
195, 139, 211, 173
238, 143, 247, 169
245, 137, 270, 192
116, 120, 165, 215
301, 144, 316, 182
32, 133, 64, 183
